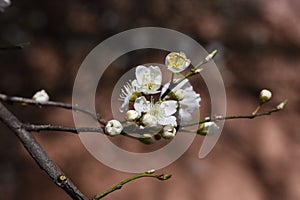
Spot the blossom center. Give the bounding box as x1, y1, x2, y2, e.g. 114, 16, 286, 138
169, 53, 187, 68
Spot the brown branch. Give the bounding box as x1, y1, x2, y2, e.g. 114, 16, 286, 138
0, 102, 89, 200
23, 123, 104, 134
22, 124, 139, 141
0, 93, 107, 125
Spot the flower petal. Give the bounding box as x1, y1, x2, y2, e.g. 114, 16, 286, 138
160, 100, 178, 116
136, 65, 148, 86
158, 115, 177, 126
134, 96, 150, 115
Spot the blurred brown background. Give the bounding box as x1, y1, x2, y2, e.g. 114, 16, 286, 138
0, 0, 299, 199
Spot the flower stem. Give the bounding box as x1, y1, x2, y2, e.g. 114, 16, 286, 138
93, 172, 172, 200
252, 104, 261, 115
184, 106, 283, 127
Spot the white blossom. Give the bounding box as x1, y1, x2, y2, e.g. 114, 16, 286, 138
32, 89, 49, 102
105, 120, 123, 136
135, 65, 162, 94
165, 52, 190, 73
126, 110, 139, 121
161, 125, 177, 139
0, 0, 10, 12
162, 79, 201, 125
259, 89, 272, 103
134, 96, 178, 127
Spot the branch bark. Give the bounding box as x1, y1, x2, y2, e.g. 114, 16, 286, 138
0, 93, 106, 125
0, 102, 89, 200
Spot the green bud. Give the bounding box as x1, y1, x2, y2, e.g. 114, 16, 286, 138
277, 99, 288, 110
205, 50, 218, 62
158, 174, 172, 180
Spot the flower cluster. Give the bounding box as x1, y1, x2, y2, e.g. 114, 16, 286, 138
105, 52, 202, 139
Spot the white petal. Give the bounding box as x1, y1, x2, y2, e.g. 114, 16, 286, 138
149, 65, 162, 86
134, 96, 150, 115
158, 115, 177, 126
136, 65, 148, 86
160, 100, 178, 116
179, 109, 193, 125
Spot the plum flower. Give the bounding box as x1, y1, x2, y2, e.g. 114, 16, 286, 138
134, 96, 177, 127
135, 65, 162, 94
162, 79, 200, 125
32, 89, 49, 102
165, 52, 191, 73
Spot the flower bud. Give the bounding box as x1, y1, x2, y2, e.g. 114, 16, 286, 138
276, 99, 288, 110
126, 110, 139, 121
259, 89, 272, 103
161, 125, 177, 139
197, 122, 219, 136
32, 89, 49, 102
205, 50, 218, 62
105, 120, 123, 136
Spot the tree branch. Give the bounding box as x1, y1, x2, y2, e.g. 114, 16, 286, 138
23, 123, 103, 134
0, 93, 106, 125
0, 102, 89, 200
184, 104, 286, 127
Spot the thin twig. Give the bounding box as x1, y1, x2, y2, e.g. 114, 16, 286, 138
185, 107, 281, 127
0, 93, 107, 125
93, 171, 172, 200
0, 102, 89, 200
22, 124, 144, 142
